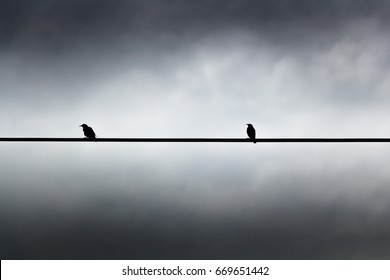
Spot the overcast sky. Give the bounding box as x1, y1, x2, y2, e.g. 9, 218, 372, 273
2, 0, 390, 259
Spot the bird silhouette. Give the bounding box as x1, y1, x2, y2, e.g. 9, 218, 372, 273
79, 124, 96, 139
246, 124, 256, 143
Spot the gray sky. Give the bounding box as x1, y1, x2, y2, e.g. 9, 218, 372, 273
1, 0, 390, 259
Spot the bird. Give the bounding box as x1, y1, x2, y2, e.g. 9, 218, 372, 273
79, 124, 96, 139
246, 124, 256, 143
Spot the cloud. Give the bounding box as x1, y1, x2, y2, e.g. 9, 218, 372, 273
2, 142, 390, 259
2, 0, 390, 54
2, 0, 390, 259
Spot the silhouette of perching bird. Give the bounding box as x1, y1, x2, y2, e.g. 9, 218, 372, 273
246, 124, 256, 143
79, 124, 96, 139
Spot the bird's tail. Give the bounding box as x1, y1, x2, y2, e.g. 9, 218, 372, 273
248, 138, 256, 144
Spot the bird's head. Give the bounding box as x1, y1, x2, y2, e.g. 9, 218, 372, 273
246, 123, 253, 127
79, 124, 88, 128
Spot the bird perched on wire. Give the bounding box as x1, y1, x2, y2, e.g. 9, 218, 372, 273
246, 124, 256, 143
79, 124, 96, 140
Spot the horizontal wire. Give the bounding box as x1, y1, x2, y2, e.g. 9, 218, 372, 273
1, 138, 390, 142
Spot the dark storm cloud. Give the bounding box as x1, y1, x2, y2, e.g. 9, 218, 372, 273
3, 0, 390, 109
2, 0, 390, 53
2, 144, 390, 259
3, 0, 390, 260
2, 170, 390, 260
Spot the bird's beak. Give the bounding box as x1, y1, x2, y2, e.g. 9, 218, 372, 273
79, 125, 82, 127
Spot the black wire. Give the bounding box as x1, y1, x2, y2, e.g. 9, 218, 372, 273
0, 138, 390, 142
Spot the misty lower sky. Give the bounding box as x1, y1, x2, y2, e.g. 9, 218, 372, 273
2, 0, 390, 259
